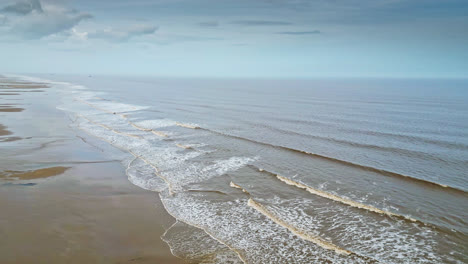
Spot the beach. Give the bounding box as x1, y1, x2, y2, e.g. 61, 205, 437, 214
1, 74, 467, 263
0, 76, 185, 264
1, 0, 466, 262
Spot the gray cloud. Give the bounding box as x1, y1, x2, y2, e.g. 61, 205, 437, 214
155, 33, 222, 45
1, 0, 43, 15
230, 20, 292, 26
87, 25, 158, 42
12, 12, 92, 39
0, 14, 6, 25
1, 0, 92, 39
277, 30, 321, 35
197, 21, 219, 27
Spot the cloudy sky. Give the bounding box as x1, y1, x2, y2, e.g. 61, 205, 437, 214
0, 0, 467, 78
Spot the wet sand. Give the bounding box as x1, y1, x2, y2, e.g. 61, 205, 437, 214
0, 108, 24, 112
0, 124, 12, 136
0, 76, 185, 264
0, 166, 70, 180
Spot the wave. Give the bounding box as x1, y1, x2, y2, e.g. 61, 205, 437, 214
75, 114, 177, 195
176, 143, 193, 149
271, 115, 468, 139
247, 198, 354, 256
72, 102, 255, 195
129, 121, 169, 137
78, 114, 142, 139
73, 93, 467, 194
176, 122, 201, 129
230, 181, 454, 263
161, 221, 244, 263
230, 181, 380, 261
71, 99, 359, 262
179, 125, 466, 193
230, 181, 250, 194
75, 98, 127, 118
245, 118, 468, 152
52, 78, 467, 263
72, 98, 172, 140
229, 182, 352, 255
252, 167, 418, 222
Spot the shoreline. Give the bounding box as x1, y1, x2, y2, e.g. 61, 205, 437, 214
0, 76, 185, 263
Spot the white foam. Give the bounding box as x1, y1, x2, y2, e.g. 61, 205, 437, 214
247, 196, 442, 263
133, 119, 178, 129
203, 157, 257, 176
247, 198, 352, 256
161, 192, 369, 264
176, 122, 201, 129
155, 156, 255, 193
71, 100, 255, 194
275, 174, 414, 220
126, 157, 167, 192
162, 221, 243, 264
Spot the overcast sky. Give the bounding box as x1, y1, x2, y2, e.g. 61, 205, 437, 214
0, 0, 467, 78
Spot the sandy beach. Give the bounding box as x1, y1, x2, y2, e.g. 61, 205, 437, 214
0, 76, 185, 264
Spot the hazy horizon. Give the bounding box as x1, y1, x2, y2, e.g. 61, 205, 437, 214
1, 0, 467, 78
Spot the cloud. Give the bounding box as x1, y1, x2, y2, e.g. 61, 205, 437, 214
197, 21, 219, 27
87, 25, 158, 42
12, 12, 92, 39
1, 0, 43, 15
277, 30, 321, 35
230, 20, 292, 26
1, 0, 92, 39
154, 33, 222, 45
0, 14, 6, 25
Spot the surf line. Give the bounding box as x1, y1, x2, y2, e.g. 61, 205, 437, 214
197, 127, 464, 193
272, 172, 418, 222
77, 96, 174, 139
75, 97, 129, 119
229, 181, 360, 257
176, 143, 192, 149
160, 221, 242, 263
129, 122, 169, 138
229, 181, 250, 194
77, 114, 142, 139
175, 122, 200, 129
159, 196, 249, 264
78, 98, 170, 138
128, 150, 175, 195
248, 198, 354, 255
75, 115, 174, 194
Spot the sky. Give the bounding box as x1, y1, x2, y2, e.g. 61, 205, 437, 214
0, 0, 467, 78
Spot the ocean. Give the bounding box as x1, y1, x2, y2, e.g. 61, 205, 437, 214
25, 75, 468, 263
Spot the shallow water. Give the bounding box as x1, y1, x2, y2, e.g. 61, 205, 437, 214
24, 74, 468, 263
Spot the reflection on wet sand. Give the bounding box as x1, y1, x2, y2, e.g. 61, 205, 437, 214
0, 124, 21, 142
0, 84, 49, 89
0, 166, 70, 180
0, 124, 12, 136
0, 79, 49, 140
0, 137, 22, 143
0, 107, 24, 112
